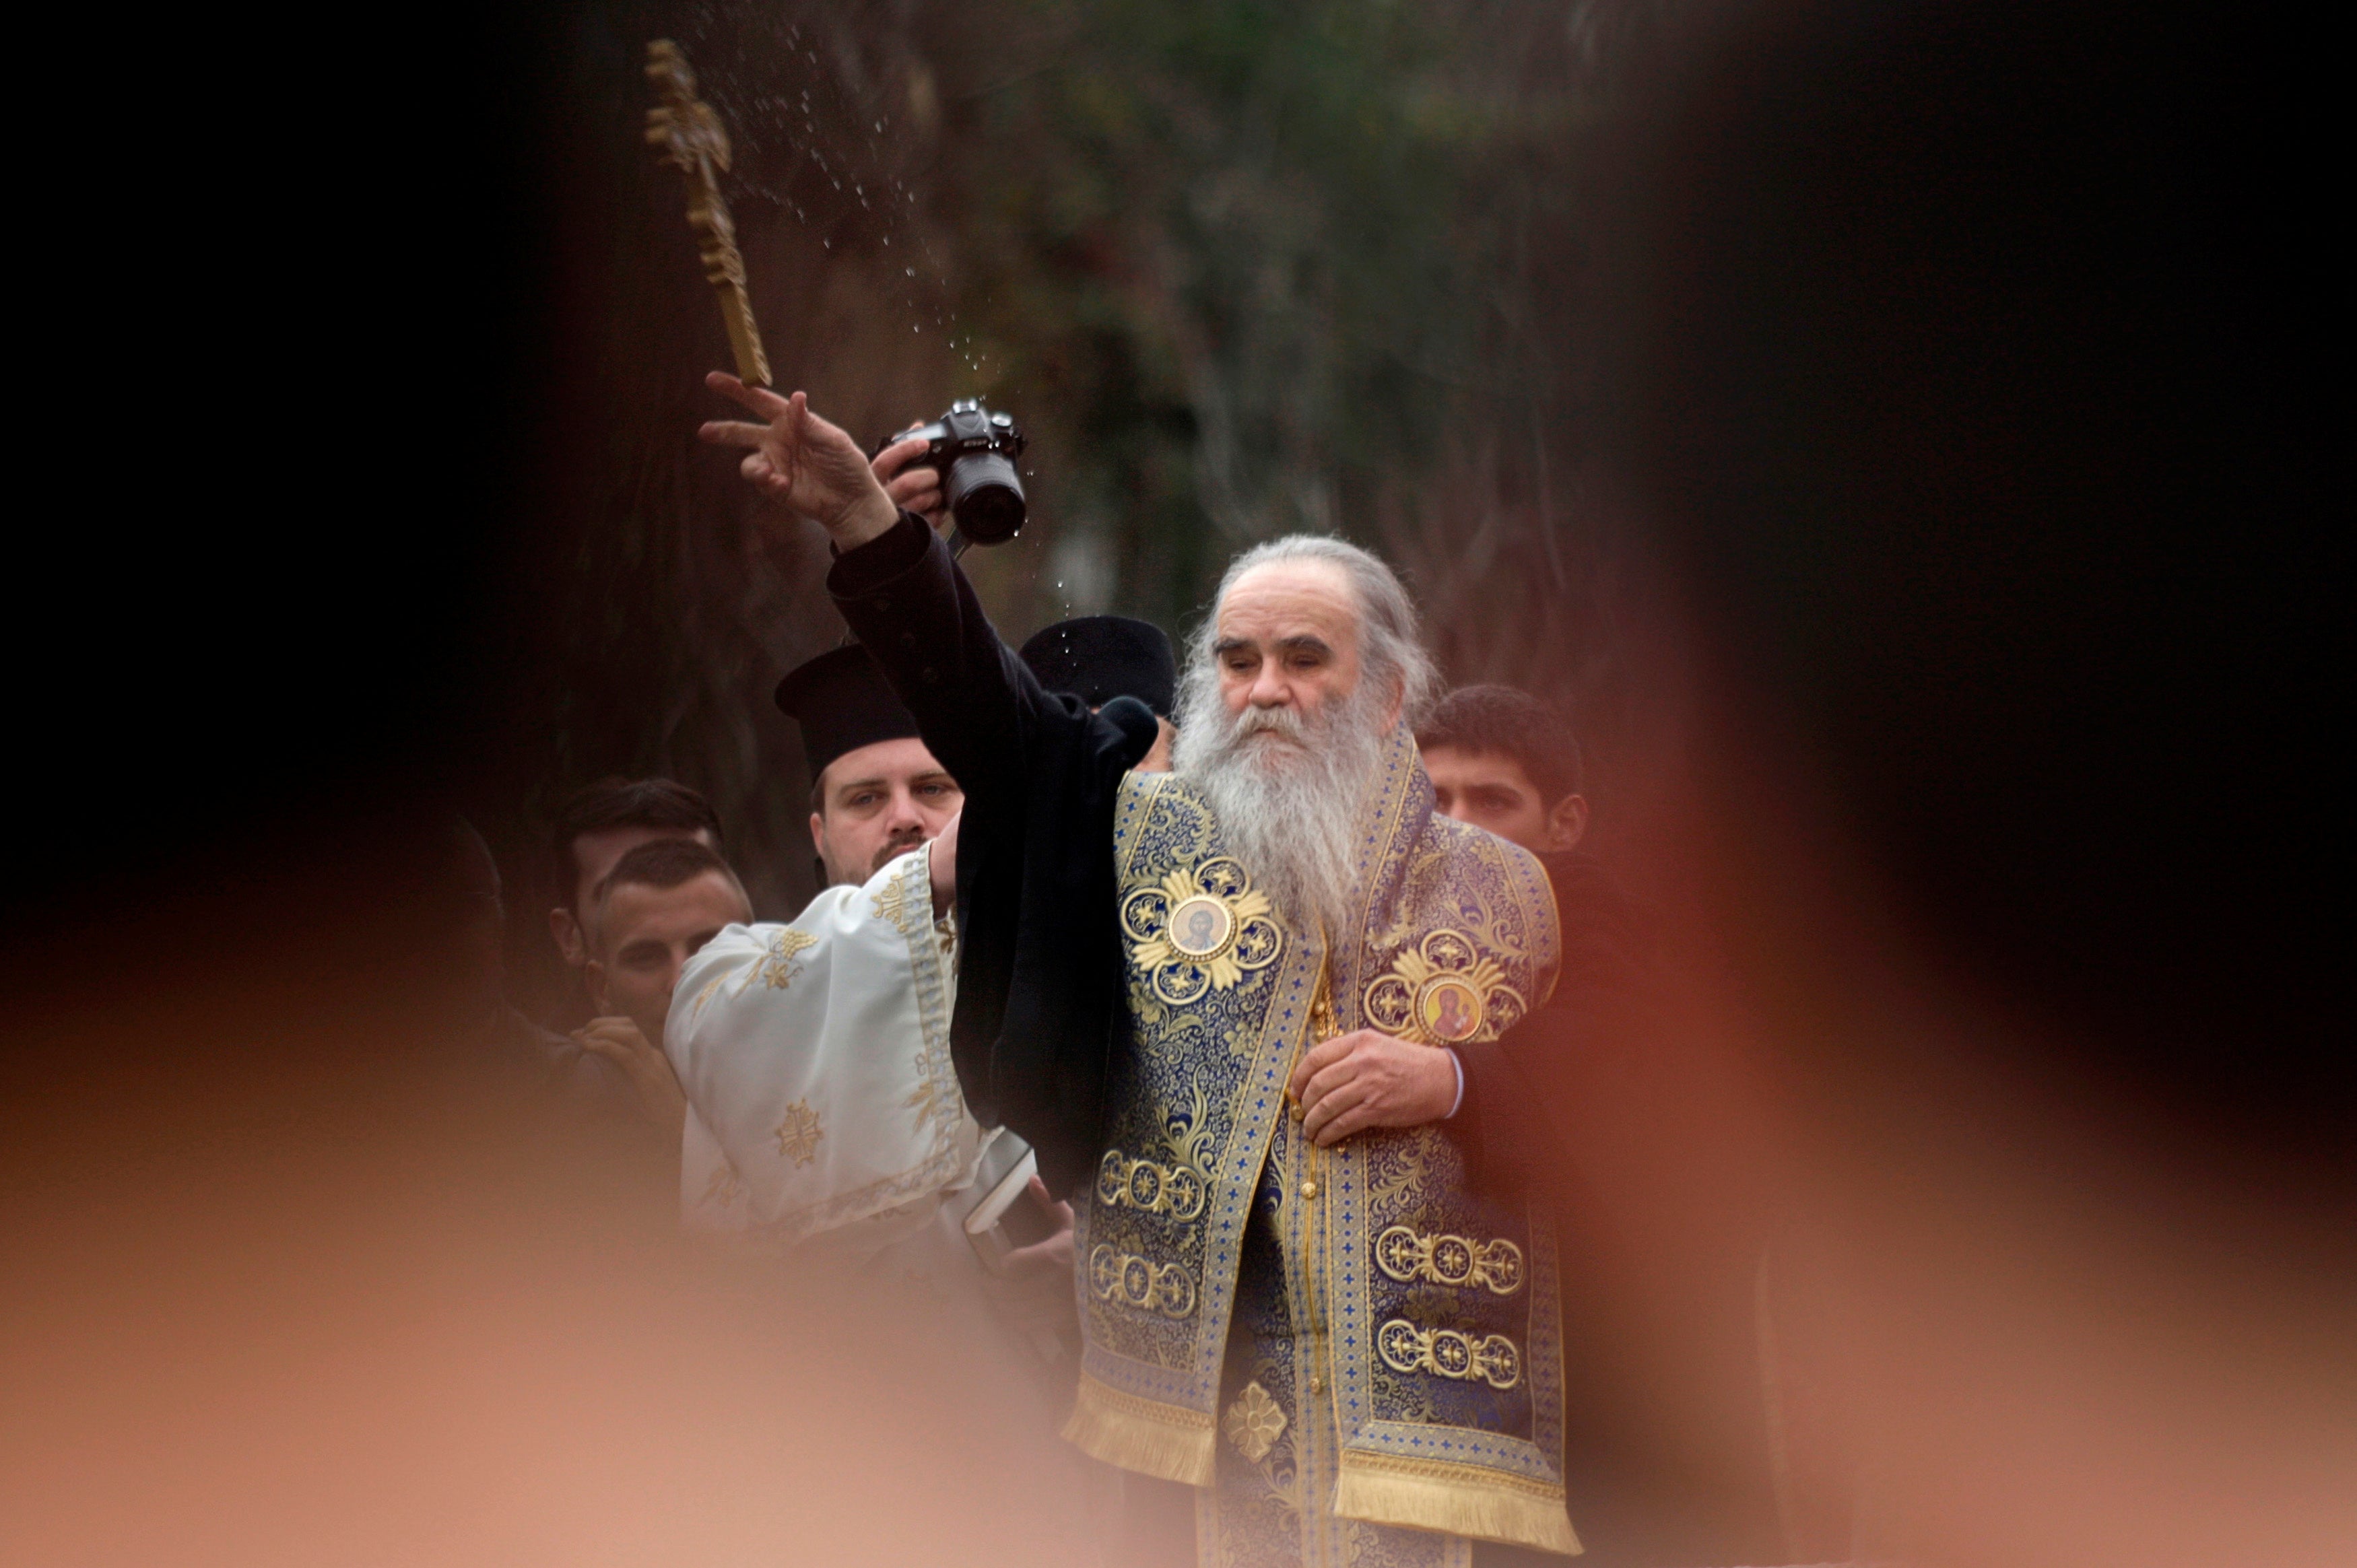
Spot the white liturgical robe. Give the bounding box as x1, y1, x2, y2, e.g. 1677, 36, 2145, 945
669, 847, 1106, 1565
666, 846, 986, 1257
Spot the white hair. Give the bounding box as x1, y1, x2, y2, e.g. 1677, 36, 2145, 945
1170, 536, 1438, 936
1191, 535, 1441, 727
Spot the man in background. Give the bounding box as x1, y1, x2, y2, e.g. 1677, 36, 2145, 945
502, 778, 724, 1146
786, 646, 966, 888
1417, 684, 1653, 1175
574, 836, 755, 1160
1416, 684, 1589, 857
545, 778, 725, 976
438, 819, 584, 1076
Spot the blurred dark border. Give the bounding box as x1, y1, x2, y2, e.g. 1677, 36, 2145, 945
9, 3, 565, 1010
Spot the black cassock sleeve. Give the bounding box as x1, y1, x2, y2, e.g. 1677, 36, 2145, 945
826, 513, 1158, 1198
1445, 852, 1659, 1199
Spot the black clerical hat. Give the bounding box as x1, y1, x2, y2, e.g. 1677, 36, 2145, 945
1018, 616, 1178, 716
774, 645, 923, 781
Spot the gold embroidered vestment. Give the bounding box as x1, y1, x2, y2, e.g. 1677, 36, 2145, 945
1065, 728, 1576, 1561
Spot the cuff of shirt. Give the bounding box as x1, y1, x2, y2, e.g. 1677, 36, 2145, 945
1445, 1048, 1465, 1118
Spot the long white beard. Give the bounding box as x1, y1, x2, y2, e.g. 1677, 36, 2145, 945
1171, 673, 1392, 942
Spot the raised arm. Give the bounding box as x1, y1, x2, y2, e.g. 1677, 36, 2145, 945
698, 373, 899, 549
818, 507, 1156, 1194
700, 374, 1155, 1193
696, 371, 1061, 803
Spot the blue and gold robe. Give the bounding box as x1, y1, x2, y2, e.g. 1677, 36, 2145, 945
1066, 724, 1577, 1564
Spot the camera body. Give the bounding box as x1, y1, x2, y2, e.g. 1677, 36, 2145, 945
883, 399, 1030, 545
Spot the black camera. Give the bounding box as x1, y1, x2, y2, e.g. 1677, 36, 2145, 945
878, 399, 1030, 546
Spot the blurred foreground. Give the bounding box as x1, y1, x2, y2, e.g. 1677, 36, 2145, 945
7, 0, 2348, 1563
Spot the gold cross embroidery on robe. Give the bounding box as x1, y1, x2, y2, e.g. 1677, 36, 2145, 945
774, 1099, 823, 1166
751, 926, 818, 991
1223, 1379, 1288, 1462
702, 1157, 747, 1208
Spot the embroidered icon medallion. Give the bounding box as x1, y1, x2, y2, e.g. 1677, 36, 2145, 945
1362, 928, 1527, 1044
1123, 856, 1284, 1005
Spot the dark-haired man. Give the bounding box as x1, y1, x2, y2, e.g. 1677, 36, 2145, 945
1418, 688, 1784, 1564
574, 836, 754, 1157
1415, 689, 1647, 1122
545, 777, 725, 973
1412, 682, 1653, 1199
1416, 684, 1589, 856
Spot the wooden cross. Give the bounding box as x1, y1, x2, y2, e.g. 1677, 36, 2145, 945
645, 39, 772, 386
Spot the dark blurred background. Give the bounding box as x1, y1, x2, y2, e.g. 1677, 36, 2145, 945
20, 0, 2339, 1139
16, 0, 1685, 1011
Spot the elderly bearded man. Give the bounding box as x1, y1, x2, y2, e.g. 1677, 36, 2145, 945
702, 379, 1575, 1566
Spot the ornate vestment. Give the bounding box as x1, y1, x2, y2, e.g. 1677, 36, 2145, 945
1066, 727, 1576, 1563
667, 847, 984, 1250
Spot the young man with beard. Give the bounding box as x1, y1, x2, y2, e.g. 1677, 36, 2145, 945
699, 381, 1579, 1564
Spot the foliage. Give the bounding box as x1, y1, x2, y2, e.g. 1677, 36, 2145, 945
492, 0, 1671, 988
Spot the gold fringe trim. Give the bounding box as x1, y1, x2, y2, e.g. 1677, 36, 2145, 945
1334, 1450, 1583, 1555
1061, 1371, 1216, 1486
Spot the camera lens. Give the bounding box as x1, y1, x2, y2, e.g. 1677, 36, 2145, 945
945, 450, 1026, 545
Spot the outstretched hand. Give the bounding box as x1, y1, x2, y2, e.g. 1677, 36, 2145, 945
698, 373, 899, 549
